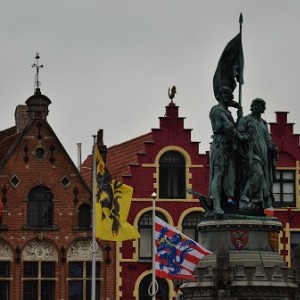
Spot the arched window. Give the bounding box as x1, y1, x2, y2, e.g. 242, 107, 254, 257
159, 151, 186, 199
28, 186, 53, 228
138, 211, 167, 259
182, 211, 204, 243
78, 204, 91, 229
139, 274, 169, 300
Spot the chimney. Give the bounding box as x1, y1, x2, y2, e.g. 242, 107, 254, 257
97, 129, 107, 162
14, 105, 29, 133
77, 143, 82, 170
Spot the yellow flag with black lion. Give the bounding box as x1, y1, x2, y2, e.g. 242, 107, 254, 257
94, 145, 140, 242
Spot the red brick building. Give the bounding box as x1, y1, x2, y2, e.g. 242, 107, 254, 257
0, 87, 116, 300
82, 98, 210, 299
270, 111, 300, 266
82, 98, 300, 300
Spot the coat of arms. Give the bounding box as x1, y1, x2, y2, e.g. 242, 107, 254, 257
231, 230, 248, 250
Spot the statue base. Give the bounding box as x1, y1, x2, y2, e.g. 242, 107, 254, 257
181, 217, 299, 299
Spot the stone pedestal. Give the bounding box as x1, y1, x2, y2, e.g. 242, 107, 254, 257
181, 217, 299, 299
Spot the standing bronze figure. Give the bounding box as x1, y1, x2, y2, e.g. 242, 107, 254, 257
237, 98, 278, 214
209, 15, 244, 218
209, 86, 244, 217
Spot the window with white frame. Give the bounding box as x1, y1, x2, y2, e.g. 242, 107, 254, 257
273, 170, 295, 207
159, 151, 186, 199
182, 211, 204, 243
67, 239, 102, 300
138, 211, 167, 259
23, 261, 56, 300
68, 261, 101, 300
22, 240, 58, 300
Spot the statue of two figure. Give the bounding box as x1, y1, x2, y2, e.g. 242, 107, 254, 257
208, 86, 278, 218
187, 24, 278, 218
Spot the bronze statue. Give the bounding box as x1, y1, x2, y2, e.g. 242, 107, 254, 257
237, 98, 278, 214
209, 86, 244, 217
208, 19, 244, 218
204, 15, 278, 218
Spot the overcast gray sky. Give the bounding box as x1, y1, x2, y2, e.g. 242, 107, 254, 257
1, 0, 300, 164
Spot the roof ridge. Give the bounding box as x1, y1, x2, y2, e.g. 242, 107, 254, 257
108, 132, 152, 149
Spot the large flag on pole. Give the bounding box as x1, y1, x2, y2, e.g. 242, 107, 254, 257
94, 145, 140, 241
155, 216, 211, 280
213, 32, 244, 101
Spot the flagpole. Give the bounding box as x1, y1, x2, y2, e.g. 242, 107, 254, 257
238, 12, 243, 106
91, 135, 98, 300
151, 192, 157, 300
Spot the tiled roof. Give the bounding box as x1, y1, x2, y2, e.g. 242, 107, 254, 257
81, 132, 153, 184
0, 126, 19, 165
106, 132, 153, 181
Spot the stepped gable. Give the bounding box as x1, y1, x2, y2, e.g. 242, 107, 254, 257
270, 111, 300, 167
81, 100, 208, 194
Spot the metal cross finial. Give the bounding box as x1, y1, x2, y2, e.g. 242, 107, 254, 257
32, 53, 44, 91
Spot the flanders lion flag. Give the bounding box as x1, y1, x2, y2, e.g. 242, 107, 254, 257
94, 145, 140, 241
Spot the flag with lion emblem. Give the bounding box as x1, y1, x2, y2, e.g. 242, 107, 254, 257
94, 144, 140, 241
155, 216, 211, 279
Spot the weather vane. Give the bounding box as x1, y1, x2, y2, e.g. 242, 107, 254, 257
32, 53, 44, 91
168, 86, 177, 103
